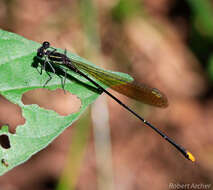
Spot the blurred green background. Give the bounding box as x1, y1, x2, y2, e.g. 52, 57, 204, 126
0, 0, 213, 189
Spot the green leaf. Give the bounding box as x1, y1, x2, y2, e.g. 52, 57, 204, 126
0, 29, 133, 175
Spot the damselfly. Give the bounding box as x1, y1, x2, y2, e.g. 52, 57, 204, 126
35, 41, 195, 162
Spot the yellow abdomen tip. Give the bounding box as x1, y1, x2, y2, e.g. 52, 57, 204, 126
187, 151, 195, 162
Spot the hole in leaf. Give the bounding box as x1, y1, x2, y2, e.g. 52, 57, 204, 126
22, 88, 81, 116
0, 135, 11, 149
0, 95, 26, 133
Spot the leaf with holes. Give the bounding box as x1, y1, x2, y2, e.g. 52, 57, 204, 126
0, 29, 133, 175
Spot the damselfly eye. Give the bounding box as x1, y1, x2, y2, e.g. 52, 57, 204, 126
42, 41, 50, 49
37, 51, 44, 57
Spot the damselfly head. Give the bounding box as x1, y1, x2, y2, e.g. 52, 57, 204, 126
37, 41, 50, 57
42, 41, 50, 49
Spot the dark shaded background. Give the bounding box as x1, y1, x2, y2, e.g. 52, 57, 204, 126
0, 0, 213, 189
